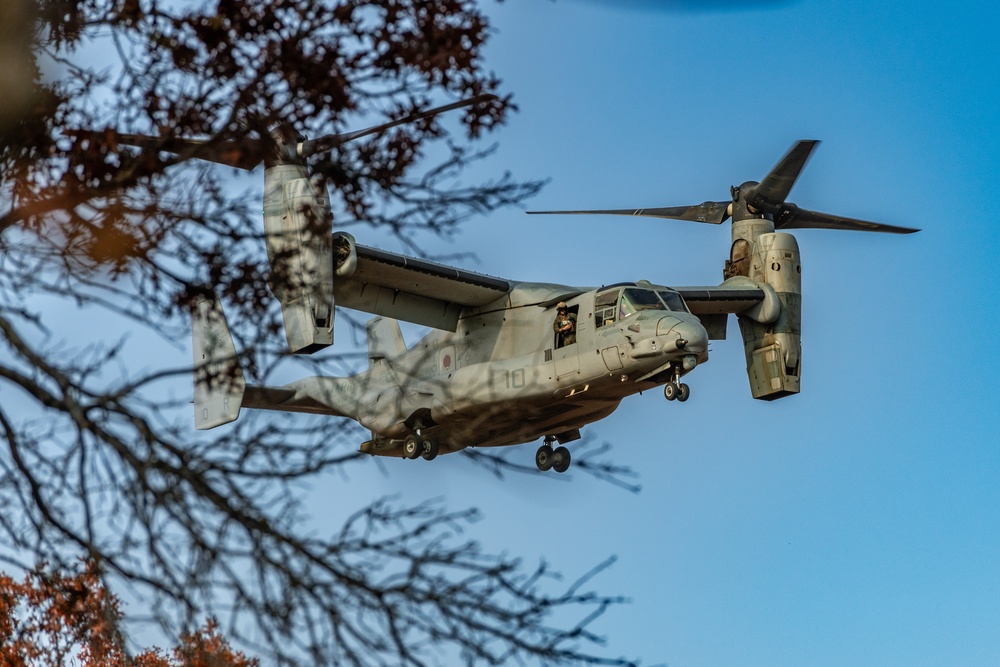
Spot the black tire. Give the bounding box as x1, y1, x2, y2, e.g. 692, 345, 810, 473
421, 438, 440, 461
552, 446, 571, 473
403, 434, 421, 460
664, 382, 678, 401
535, 444, 554, 471
677, 383, 690, 402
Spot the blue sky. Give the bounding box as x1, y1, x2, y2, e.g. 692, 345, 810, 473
329, 0, 1000, 665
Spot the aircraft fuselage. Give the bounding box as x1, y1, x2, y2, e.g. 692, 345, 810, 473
298, 281, 710, 457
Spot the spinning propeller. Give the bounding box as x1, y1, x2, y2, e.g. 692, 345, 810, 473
70, 94, 497, 171
529, 140, 919, 234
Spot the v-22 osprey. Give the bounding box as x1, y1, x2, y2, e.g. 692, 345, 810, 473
97, 97, 918, 472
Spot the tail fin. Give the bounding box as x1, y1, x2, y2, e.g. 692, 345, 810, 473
192, 295, 246, 429
367, 316, 406, 368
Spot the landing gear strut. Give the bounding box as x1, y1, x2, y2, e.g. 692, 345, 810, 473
535, 437, 571, 473
421, 438, 440, 461
404, 429, 439, 461
664, 370, 690, 403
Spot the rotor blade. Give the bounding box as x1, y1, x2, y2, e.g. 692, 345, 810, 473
66, 130, 265, 170
527, 201, 731, 224
113, 133, 266, 170
299, 94, 497, 159
184, 139, 266, 170
778, 206, 920, 234
754, 139, 820, 205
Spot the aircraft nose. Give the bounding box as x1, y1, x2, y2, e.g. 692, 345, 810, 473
678, 320, 708, 354
658, 316, 708, 354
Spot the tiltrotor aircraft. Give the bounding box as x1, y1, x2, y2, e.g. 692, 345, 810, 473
96, 98, 918, 472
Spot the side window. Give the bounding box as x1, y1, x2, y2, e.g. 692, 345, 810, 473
594, 289, 619, 327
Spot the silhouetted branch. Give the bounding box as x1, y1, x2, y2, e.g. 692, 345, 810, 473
0, 1, 640, 665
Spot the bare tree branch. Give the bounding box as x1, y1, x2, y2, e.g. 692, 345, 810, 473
0, 1, 641, 665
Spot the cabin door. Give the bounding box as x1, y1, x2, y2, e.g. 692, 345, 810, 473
554, 344, 579, 379
553, 303, 581, 379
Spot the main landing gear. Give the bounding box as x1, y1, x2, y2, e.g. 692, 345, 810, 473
403, 429, 439, 461
535, 437, 571, 473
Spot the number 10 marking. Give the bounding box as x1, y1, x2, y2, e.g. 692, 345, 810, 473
505, 368, 525, 389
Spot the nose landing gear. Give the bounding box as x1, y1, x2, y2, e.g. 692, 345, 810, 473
663, 370, 690, 402
535, 436, 571, 473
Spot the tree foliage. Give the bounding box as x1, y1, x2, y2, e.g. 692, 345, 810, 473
1, 563, 257, 667
0, 0, 636, 665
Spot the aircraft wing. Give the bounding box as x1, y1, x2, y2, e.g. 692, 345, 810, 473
674, 285, 766, 315
334, 244, 513, 330
673, 283, 769, 341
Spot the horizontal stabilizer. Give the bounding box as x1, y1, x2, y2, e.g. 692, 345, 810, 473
242, 385, 339, 415
241, 377, 361, 418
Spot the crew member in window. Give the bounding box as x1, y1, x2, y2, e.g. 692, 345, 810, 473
553, 302, 576, 348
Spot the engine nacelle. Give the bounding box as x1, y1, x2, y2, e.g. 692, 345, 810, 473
263, 165, 335, 354
736, 232, 802, 400
333, 231, 357, 278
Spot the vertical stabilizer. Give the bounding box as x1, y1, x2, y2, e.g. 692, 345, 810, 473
192, 295, 246, 429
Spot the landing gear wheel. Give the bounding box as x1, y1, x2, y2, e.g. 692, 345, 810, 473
403, 434, 421, 460
664, 382, 678, 401
420, 438, 440, 461
552, 446, 571, 473
535, 444, 554, 472
677, 383, 690, 402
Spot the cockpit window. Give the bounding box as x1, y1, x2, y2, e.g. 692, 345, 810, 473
597, 287, 689, 326
621, 288, 663, 316
657, 290, 689, 313
595, 289, 620, 327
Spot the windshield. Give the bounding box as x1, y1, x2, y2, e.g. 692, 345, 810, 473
597, 287, 689, 325
657, 290, 689, 313
621, 288, 663, 316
